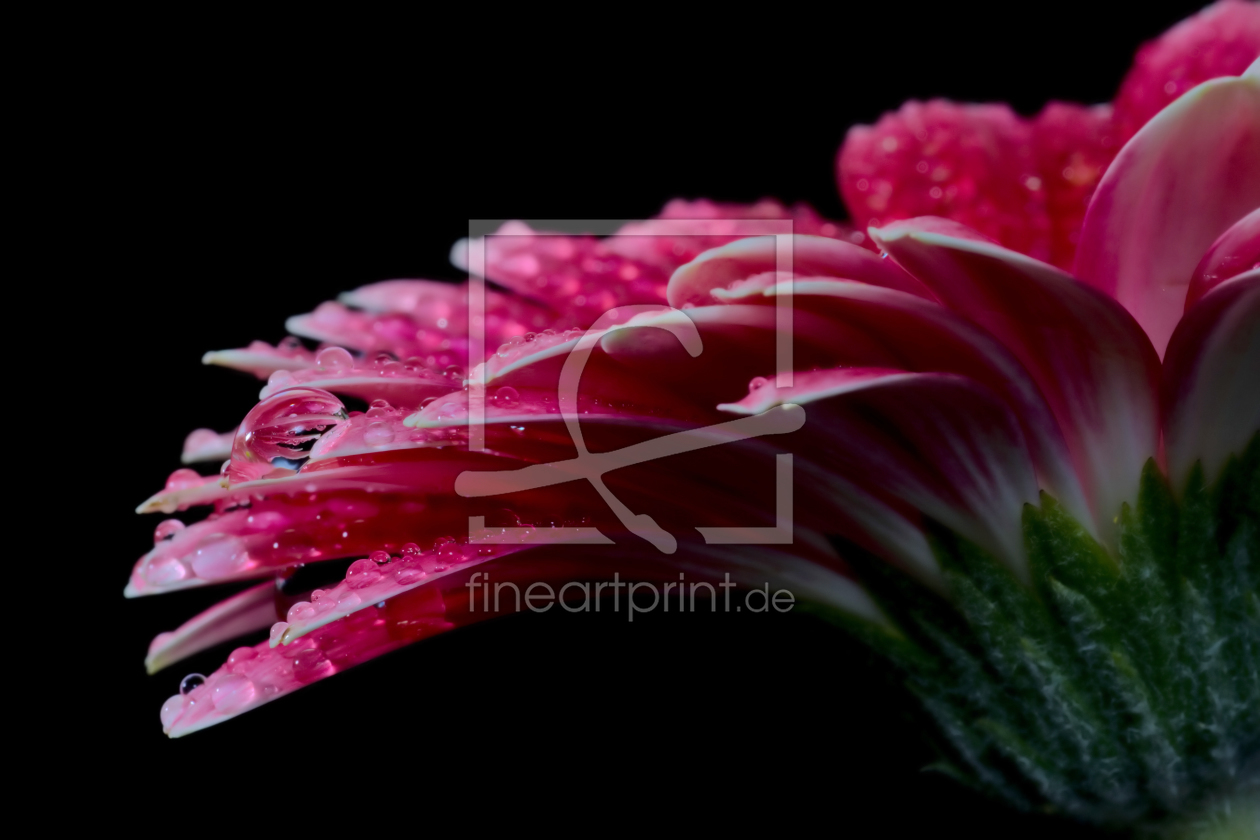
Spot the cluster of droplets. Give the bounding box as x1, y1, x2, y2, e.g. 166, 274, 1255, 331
270, 536, 491, 645
263, 346, 461, 395
494, 328, 583, 363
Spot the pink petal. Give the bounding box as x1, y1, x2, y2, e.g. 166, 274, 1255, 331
872, 219, 1161, 537
1075, 71, 1260, 357
162, 543, 881, 736
720, 367, 1040, 580
145, 581, 276, 674
666, 234, 932, 309
750, 279, 1092, 532
837, 99, 1051, 264
1186, 207, 1260, 312
1112, 0, 1260, 144
181, 427, 236, 465
1162, 270, 1260, 488
201, 339, 314, 379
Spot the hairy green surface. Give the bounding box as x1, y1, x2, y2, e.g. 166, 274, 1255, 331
825, 436, 1259, 834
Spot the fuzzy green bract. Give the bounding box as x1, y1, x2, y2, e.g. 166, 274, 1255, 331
821, 436, 1259, 834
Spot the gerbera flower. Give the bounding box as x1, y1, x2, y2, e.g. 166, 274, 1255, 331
128, 3, 1258, 833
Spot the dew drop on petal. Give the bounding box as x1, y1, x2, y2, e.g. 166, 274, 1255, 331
179, 673, 206, 696
315, 346, 354, 374
394, 566, 425, 585
190, 535, 249, 580
286, 601, 315, 622
267, 369, 295, 390
160, 695, 185, 729
401, 542, 422, 556
143, 556, 189, 586
369, 550, 390, 564
153, 519, 186, 544
165, 468, 203, 491
232, 389, 348, 478
748, 376, 769, 392
211, 675, 257, 712
494, 386, 520, 408
226, 647, 258, 673
364, 422, 395, 447
346, 558, 382, 589
269, 622, 289, 645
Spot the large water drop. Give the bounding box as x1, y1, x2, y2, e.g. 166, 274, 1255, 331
315, 346, 354, 374
229, 388, 347, 483
179, 673, 206, 696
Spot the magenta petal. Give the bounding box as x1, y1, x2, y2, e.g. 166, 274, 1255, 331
666, 234, 931, 309
1162, 270, 1260, 488
757, 279, 1092, 533
721, 368, 1040, 580
1185, 207, 1260, 312
145, 581, 276, 674
872, 220, 1160, 537
1075, 71, 1260, 356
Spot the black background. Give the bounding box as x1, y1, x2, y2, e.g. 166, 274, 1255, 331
68, 3, 1210, 831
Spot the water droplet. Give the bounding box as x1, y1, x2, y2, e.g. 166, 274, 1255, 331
230, 389, 348, 482
369, 550, 391, 564
160, 695, 185, 729
494, 386, 520, 409
748, 376, 769, 392
364, 422, 395, 446
179, 673, 206, 696
443, 364, 464, 381
346, 558, 382, 589
211, 675, 257, 712
153, 519, 186, 545
267, 369, 295, 389
269, 622, 289, 645
310, 588, 328, 602
372, 353, 394, 368
314, 346, 354, 374
401, 542, 422, 556
394, 565, 425, 585
190, 535, 249, 580
143, 556, 188, 586
165, 468, 203, 491
227, 647, 258, 673
286, 601, 315, 622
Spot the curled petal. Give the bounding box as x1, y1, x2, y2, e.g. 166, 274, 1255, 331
1163, 270, 1260, 488
720, 368, 1040, 581
667, 234, 930, 309
1186, 206, 1260, 312
872, 219, 1160, 537
1075, 71, 1260, 356
756, 279, 1091, 532
837, 99, 1050, 263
